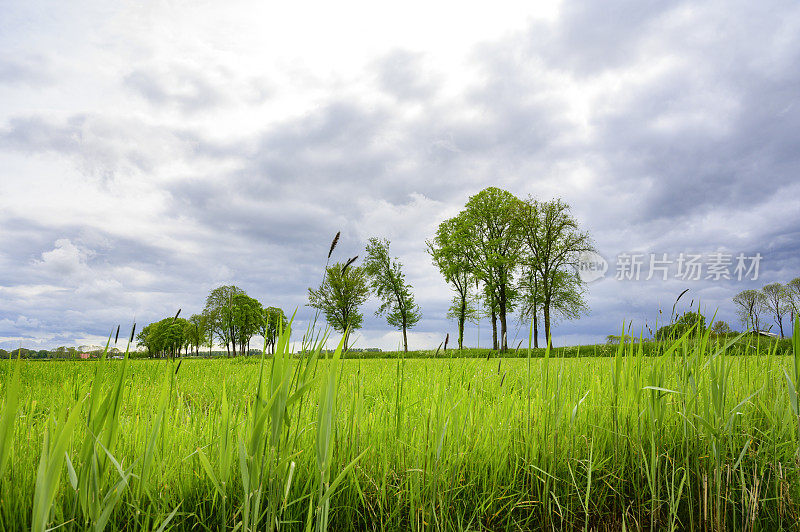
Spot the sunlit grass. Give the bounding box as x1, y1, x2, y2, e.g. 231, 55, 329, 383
0, 323, 799, 530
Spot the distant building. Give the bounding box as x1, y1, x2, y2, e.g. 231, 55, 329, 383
755, 330, 779, 338
78, 345, 104, 353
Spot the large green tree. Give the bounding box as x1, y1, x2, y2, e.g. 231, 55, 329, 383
427, 217, 475, 350
364, 238, 422, 352
308, 262, 369, 350
136, 317, 189, 358
204, 285, 245, 357
457, 188, 524, 351
232, 293, 264, 355
518, 198, 594, 348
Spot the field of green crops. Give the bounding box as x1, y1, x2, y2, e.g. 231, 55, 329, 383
1, 326, 799, 531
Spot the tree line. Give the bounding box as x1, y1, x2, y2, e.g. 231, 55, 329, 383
136, 286, 287, 358
733, 278, 800, 338
308, 187, 594, 352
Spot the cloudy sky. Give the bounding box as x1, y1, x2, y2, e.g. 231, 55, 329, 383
1, 0, 798, 351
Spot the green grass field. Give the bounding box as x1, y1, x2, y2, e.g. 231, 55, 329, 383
1, 327, 799, 531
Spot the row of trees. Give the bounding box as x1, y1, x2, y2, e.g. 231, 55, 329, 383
136, 286, 287, 357
307, 237, 422, 351
428, 187, 593, 350
733, 278, 800, 337
306, 188, 593, 352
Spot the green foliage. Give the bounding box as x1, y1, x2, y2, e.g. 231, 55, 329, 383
3, 328, 799, 530
308, 262, 369, 350
710, 320, 733, 336
427, 217, 475, 349
0, 358, 20, 477
363, 238, 421, 351
231, 293, 264, 353
456, 187, 524, 350
262, 306, 288, 354
204, 285, 246, 356
186, 313, 209, 355
136, 317, 189, 357
518, 197, 594, 347
655, 311, 707, 340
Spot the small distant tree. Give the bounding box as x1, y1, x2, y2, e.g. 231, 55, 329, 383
186, 314, 209, 356
761, 283, 791, 338
364, 238, 422, 353
262, 306, 288, 354
675, 311, 706, 335
709, 320, 733, 336
308, 262, 369, 351
733, 289, 765, 332
655, 311, 706, 340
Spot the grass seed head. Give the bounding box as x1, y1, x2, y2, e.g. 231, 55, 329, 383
328, 231, 341, 259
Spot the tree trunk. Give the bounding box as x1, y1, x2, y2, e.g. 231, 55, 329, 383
458, 316, 465, 351
778, 318, 785, 338
491, 308, 498, 350
544, 298, 552, 349
403, 324, 408, 352
533, 311, 539, 349
458, 297, 466, 350
499, 295, 508, 352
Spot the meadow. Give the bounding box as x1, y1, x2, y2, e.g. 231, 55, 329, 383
0, 325, 799, 531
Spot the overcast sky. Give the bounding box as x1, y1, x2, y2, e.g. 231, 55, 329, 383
1, 0, 798, 351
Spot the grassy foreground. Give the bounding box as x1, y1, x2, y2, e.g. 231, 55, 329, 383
1, 326, 800, 531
